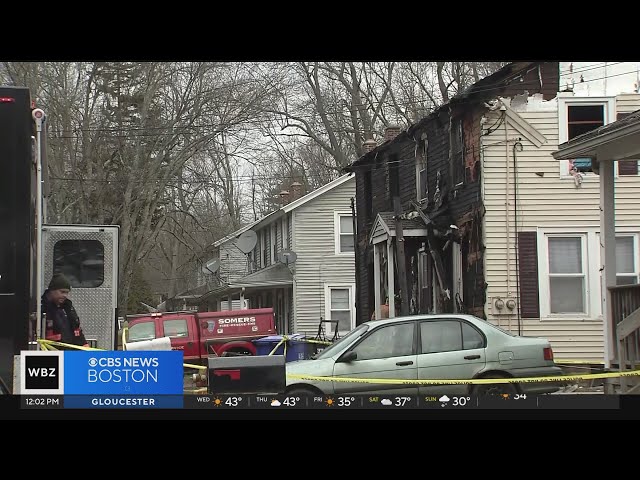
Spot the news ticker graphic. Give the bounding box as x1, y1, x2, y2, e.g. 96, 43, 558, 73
20, 350, 184, 395
20, 393, 621, 409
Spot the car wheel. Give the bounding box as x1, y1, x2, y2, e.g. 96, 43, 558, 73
286, 386, 322, 398
472, 374, 519, 396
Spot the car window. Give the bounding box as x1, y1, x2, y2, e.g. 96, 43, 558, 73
163, 319, 189, 338
128, 322, 156, 342
352, 323, 414, 360
420, 321, 462, 353
462, 322, 485, 349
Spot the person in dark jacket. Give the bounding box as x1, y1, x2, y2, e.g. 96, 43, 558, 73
42, 273, 89, 348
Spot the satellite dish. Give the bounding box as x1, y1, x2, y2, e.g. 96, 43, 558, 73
278, 249, 297, 265
201, 258, 220, 275
237, 230, 258, 254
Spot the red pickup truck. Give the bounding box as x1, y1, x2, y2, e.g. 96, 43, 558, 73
123, 308, 276, 364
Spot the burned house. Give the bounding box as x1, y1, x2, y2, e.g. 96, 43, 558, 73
346, 62, 560, 326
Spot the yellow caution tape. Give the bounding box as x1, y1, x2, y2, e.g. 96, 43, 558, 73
37, 339, 100, 351
286, 369, 640, 386
184, 363, 207, 370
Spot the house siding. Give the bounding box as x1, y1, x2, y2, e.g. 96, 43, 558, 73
482, 90, 640, 361
217, 240, 249, 284
292, 177, 357, 334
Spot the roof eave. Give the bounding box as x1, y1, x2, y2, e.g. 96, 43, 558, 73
553, 121, 640, 160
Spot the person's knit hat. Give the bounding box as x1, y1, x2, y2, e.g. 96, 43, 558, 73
48, 273, 71, 291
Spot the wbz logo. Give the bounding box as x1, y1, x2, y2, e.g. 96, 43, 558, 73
20, 351, 64, 394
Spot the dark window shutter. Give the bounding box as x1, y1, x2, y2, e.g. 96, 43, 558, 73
518, 231, 540, 318
617, 112, 638, 175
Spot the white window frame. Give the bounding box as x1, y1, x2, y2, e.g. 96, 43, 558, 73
614, 234, 639, 285
537, 228, 597, 319
537, 227, 640, 320
324, 283, 356, 334
558, 96, 616, 179
259, 229, 266, 268
334, 211, 355, 255
595, 232, 640, 289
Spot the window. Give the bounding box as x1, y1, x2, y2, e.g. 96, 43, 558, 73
281, 216, 288, 250
53, 239, 104, 288
537, 228, 640, 319
163, 319, 188, 338
615, 236, 638, 285
351, 323, 414, 360
128, 322, 156, 342
420, 320, 484, 354
415, 135, 428, 202
558, 97, 615, 177
547, 236, 586, 314
335, 212, 355, 254
462, 322, 485, 349
260, 230, 267, 268
451, 119, 464, 186
325, 284, 355, 333
270, 222, 278, 265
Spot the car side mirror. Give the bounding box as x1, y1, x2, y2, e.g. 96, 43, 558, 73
338, 351, 357, 363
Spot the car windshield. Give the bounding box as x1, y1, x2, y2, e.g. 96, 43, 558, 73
313, 324, 369, 360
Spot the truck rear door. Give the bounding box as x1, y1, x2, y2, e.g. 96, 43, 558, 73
42, 224, 119, 349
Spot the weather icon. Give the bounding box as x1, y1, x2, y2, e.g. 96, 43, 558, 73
270, 399, 282, 407
213, 397, 223, 407
380, 399, 392, 406
439, 395, 450, 403
325, 397, 334, 406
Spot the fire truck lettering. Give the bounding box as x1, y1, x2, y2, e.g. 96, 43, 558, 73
218, 316, 256, 324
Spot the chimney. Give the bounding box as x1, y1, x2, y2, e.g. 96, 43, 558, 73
279, 190, 290, 205
384, 124, 402, 142
363, 139, 377, 154
290, 182, 303, 201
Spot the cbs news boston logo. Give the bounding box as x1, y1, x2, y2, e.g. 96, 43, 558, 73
20, 350, 184, 396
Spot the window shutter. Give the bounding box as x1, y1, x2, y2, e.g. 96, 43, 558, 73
617, 112, 638, 175
518, 231, 540, 318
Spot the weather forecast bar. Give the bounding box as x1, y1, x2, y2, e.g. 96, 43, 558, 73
20, 394, 620, 409
181, 394, 620, 409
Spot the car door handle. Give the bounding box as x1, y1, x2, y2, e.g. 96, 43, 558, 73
396, 361, 414, 366
464, 354, 481, 360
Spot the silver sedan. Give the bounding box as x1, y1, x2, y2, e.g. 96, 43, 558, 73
285, 314, 563, 396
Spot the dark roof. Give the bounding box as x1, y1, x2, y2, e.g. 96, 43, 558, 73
345, 61, 541, 171
558, 109, 640, 149
378, 211, 427, 231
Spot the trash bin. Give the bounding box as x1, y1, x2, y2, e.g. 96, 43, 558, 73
253, 334, 313, 362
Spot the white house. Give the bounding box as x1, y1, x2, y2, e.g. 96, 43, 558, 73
198, 174, 357, 336
482, 61, 640, 362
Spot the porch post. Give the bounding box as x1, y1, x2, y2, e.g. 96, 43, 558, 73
387, 240, 395, 318
600, 159, 616, 369
374, 243, 381, 320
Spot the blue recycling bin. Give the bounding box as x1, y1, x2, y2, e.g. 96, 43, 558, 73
253, 334, 313, 362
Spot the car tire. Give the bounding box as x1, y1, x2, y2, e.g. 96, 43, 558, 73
286, 387, 322, 397
472, 374, 519, 396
